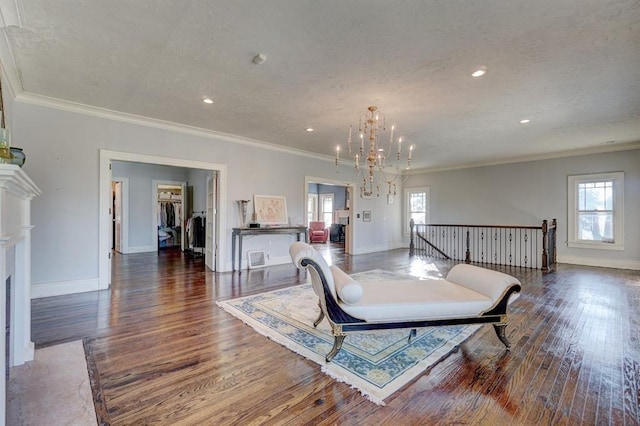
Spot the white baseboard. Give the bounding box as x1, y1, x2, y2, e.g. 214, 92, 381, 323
126, 245, 156, 254
351, 242, 405, 255
266, 255, 291, 267
32, 277, 104, 299
223, 254, 294, 273
557, 255, 640, 270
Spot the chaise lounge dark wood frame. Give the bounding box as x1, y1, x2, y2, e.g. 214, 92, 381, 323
299, 258, 522, 362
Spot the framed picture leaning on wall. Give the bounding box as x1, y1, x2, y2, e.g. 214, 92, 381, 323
254, 194, 289, 226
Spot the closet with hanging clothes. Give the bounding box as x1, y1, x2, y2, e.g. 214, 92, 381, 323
157, 185, 183, 249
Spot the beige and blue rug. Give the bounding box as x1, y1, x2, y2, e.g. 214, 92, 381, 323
217, 269, 479, 405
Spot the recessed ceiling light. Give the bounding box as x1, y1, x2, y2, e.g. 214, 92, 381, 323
520, 119, 531, 124
253, 53, 267, 65
471, 67, 487, 78
203, 98, 214, 104
305, 127, 314, 132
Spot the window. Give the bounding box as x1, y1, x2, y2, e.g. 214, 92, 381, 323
320, 193, 334, 225
568, 172, 624, 250
307, 193, 318, 224
404, 187, 429, 233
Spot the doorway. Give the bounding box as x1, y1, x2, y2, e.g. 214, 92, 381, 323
305, 176, 355, 255
99, 150, 228, 289
155, 181, 186, 252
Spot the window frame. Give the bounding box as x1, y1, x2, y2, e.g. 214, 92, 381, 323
307, 193, 318, 225
567, 172, 624, 250
319, 193, 334, 226
404, 186, 430, 234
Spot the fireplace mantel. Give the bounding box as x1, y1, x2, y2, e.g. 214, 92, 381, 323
0, 164, 41, 422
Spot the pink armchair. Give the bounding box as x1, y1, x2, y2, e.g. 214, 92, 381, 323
308, 221, 329, 243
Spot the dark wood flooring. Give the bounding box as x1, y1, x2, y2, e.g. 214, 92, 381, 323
31, 243, 640, 425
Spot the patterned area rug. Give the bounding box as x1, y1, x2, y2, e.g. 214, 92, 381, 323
217, 269, 479, 405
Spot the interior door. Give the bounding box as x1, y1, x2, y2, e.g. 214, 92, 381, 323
181, 183, 187, 251
205, 173, 217, 271
345, 186, 352, 254
113, 181, 122, 253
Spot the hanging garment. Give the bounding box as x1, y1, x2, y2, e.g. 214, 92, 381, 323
190, 215, 206, 248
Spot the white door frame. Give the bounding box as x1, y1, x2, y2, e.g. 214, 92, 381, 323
304, 176, 355, 255
205, 173, 217, 271
99, 150, 228, 289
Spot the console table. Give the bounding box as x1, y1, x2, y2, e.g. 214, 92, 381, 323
232, 226, 308, 273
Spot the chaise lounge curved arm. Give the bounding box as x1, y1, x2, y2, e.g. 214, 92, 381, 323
289, 242, 522, 362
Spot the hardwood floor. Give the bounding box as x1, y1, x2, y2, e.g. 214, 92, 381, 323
31, 244, 640, 425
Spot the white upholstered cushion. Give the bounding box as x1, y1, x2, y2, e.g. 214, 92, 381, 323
330, 265, 363, 304
340, 279, 494, 322
445, 264, 521, 302
289, 241, 336, 299
339, 264, 521, 322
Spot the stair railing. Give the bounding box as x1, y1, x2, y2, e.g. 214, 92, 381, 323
410, 219, 557, 271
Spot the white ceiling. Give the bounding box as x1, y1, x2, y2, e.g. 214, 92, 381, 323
1, 0, 639, 170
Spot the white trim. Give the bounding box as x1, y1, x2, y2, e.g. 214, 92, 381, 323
319, 193, 334, 225
32, 277, 101, 299
8, 93, 640, 175
558, 256, 640, 271
414, 141, 640, 174
350, 242, 406, 256
0, 27, 22, 99
0, 0, 25, 28
100, 150, 229, 290
125, 245, 156, 254
17, 92, 335, 163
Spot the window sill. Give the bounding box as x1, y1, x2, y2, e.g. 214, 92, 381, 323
567, 241, 624, 251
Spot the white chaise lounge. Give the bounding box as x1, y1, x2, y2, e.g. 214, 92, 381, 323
289, 242, 522, 362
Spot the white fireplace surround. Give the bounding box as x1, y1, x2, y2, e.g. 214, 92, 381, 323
0, 165, 41, 423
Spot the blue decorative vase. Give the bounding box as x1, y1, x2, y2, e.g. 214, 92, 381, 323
9, 147, 25, 167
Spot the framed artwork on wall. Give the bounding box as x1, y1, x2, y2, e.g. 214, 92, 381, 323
254, 194, 289, 226
363, 210, 371, 222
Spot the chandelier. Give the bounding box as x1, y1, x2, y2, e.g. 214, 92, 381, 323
335, 106, 413, 198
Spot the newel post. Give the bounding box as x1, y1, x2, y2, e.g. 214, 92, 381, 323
551, 218, 557, 266
541, 219, 549, 272
409, 218, 415, 256
465, 229, 471, 264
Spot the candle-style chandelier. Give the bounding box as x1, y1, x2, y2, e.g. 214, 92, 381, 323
335, 106, 413, 198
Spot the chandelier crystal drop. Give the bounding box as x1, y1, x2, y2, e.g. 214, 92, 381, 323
335, 106, 413, 198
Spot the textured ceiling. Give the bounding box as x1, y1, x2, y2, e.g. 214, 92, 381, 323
2, 0, 640, 170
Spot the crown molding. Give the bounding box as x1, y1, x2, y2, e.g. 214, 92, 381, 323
0, 0, 25, 28
15, 91, 335, 163
0, 29, 21, 99
12, 91, 640, 175
411, 140, 640, 174
0, 0, 24, 98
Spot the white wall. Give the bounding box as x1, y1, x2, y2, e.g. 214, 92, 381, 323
13, 100, 404, 295
404, 149, 640, 270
